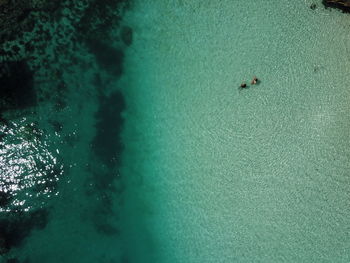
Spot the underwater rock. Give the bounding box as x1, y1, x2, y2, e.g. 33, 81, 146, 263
0, 209, 49, 254
120, 26, 133, 46
31, 0, 61, 11
86, 39, 124, 76
92, 91, 125, 167
6, 258, 20, 263
75, 0, 129, 43
0, 191, 12, 207
91, 199, 120, 236
0, 60, 36, 112
310, 3, 317, 9
0, 0, 60, 43
323, 0, 350, 12
88, 91, 126, 234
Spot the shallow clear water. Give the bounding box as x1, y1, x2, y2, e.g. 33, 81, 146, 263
122, 0, 350, 262
0, 0, 350, 262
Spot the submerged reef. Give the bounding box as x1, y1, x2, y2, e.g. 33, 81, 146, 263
323, 0, 350, 12
0, 209, 48, 255
87, 39, 125, 76
0, 0, 60, 43
77, 0, 130, 237
0, 5, 64, 252
92, 91, 125, 167
0, 0, 132, 259
74, 0, 130, 42
87, 91, 126, 235
0, 60, 36, 112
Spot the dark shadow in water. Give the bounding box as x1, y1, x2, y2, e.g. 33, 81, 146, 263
0, 60, 36, 112
310, 3, 317, 10
74, 0, 129, 76
92, 91, 125, 168
322, 0, 350, 13
86, 39, 124, 76
49, 120, 63, 133
6, 258, 20, 263
0, 209, 48, 255
0, 192, 12, 208
75, 0, 129, 43
90, 193, 120, 236
120, 26, 133, 46
86, 90, 126, 235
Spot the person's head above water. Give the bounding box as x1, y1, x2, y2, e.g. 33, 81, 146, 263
251, 76, 258, 85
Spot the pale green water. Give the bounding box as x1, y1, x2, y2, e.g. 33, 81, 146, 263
121, 0, 350, 262
0, 1, 349, 262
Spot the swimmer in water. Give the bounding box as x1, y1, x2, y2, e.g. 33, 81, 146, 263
251, 76, 259, 85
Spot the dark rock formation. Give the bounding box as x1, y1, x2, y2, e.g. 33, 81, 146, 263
75, 0, 129, 43
0, 0, 60, 43
323, 0, 350, 12
86, 39, 124, 76
0, 0, 132, 254
92, 91, 125, 168
120, 26, 133, 46
0, 209, 49, 255
0, 60, 36, 112
87, 90, 126, 235
310, 3, 317, 10
0, 191, 12, 207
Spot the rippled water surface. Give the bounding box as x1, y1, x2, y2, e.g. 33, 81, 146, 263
1, 0, 350, 263
0, 119, 62, 212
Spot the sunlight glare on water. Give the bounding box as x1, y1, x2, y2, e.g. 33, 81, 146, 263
0, 118, 63, 212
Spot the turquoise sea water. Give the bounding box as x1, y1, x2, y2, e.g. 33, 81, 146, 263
0, 0, 350, 262
122, 0, 350, 262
